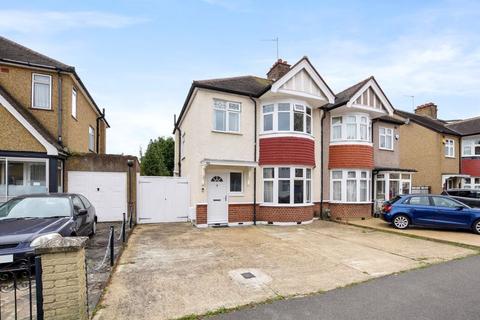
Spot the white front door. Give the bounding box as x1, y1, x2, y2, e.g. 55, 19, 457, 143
207, 173, 228, 224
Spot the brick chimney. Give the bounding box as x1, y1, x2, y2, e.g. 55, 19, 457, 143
415, 102, 438, 119
267, 59, 291, 81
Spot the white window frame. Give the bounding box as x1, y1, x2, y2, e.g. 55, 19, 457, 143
229, 171, 243, 195
379, 127, 394, 150
71, 87, 78, 119
330, 113, 372, 143
462, 136, 480, 157
444, 139, 455, 158
88, 126, 95, 152
31, 73, 52, 110
212, 99, 241, 133
0, 157, 49, 202
329, 169, 371, 203
262, 166, 313, 205
261, 101, 313, 136
374, 172, 412, 203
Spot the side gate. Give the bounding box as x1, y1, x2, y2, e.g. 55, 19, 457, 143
137, 176, 190, 224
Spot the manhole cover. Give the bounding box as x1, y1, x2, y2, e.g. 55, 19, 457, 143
241, 272, 256, 279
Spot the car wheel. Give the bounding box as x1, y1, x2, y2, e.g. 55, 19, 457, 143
89, 220, 97, 237
393, 215, 410, 229
473, 220, 480, 235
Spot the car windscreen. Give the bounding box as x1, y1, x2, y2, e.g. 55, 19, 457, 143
0, 197, 71, 220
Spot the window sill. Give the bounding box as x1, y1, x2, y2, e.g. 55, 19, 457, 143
379, 147, 394, 152
31, 106, 53, 111
211, 130, 242, 136
445, 156, 456, 159
71, 115, 78, 121
329, 201, 372, 205
330, 141, 373, 146
259, 203, 314, 207
229, 192, 244, 197
259, 132, 314, 140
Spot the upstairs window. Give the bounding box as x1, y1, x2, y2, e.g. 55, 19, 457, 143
379, 127, 394, 150
444, 139, 455, 158
262, 102, 312, 134
32, 74, 52, 109
88, 126, 95, 152
462, 138, 480, 156
331, 114, 371, 142
213, 99, 241, 133
71, 88, 77, 119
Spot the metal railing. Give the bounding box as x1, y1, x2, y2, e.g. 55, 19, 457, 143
0, 256, 43, 320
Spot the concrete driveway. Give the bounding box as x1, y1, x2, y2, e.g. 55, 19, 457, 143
350, 218, 480, 248
94, 221, 476, 320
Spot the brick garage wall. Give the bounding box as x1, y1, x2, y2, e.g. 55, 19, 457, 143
259, 137, 315, 166
328, 145, 374, 169
329, 203, 372, 220
196, 204, 207, 225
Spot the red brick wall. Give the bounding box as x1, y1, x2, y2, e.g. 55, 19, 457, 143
196, 204, 207, 225
229, 204, 254, 222
329, 203, 372, 220
259, 137, 315, 166
328, 145, 374, 169
462, 159, 480, 177
258, 205, 314, 222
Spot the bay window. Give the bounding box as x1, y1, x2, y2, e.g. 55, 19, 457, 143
331, 114, 371, 142
330, 169, 371, 203
462, 137, 480, 156
261, 102, 312, 134
379, 127, 394, 150
263, 167, 312, 204
213, 99, 241, 133
375, 172, 411, 202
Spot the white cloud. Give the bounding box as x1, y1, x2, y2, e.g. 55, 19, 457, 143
0, 10, 146, 33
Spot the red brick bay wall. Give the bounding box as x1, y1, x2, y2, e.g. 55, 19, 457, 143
328, 145, 374, 169
462, 159, 480, 177
259, 137, 315, 166
329, 203, 372, 220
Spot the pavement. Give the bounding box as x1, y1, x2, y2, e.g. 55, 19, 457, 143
213, 254, 480, 320
349, 218, 480, 248
93, 221, 475, 320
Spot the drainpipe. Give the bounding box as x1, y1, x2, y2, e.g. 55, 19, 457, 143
96, 108, 106, 154
249, 96, 257, 225
371, 120, 376, 216
320, 110, 327, 218
57, 71, 63, 145
174, 114, 182, 176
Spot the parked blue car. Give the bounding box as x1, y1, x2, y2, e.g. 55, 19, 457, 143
0, 194, 97, 265
381, 194, 480, 234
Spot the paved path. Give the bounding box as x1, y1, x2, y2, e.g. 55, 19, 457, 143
214, 255, 480, 320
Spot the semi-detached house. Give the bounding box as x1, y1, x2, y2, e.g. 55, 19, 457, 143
173, 57, 415, 227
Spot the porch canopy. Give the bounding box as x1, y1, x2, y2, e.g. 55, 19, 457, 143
200, 159, 257, 186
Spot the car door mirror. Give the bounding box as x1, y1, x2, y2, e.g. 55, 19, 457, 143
455, 205, 464, 211
77, 208, 88, 216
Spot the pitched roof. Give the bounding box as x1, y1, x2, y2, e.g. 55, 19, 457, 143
0, 36, 73, 71
445, 117, 480, 136
0, 36, 109, 127
193, 76, 272, 97
395, 109, 460, 135
374, 115, 405, 125
0, 83, 62, 151
330, 76, 373, 109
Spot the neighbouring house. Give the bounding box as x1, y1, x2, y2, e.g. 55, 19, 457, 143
0, 36, 109, 203
395, 103, 462, 194
173, 57, 415, 226
445, 117, 480, 189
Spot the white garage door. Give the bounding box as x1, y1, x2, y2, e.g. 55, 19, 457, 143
68, 171, 127, 222
137, 176, 189, 223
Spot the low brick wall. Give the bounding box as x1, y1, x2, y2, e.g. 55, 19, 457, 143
196, 203, 314, 225
329, 203, 372, 220
36, 237, 89, 320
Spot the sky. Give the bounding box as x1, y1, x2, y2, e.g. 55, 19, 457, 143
1, 0, 479, 156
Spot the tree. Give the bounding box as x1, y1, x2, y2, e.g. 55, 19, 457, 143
140, 136, 175, 176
